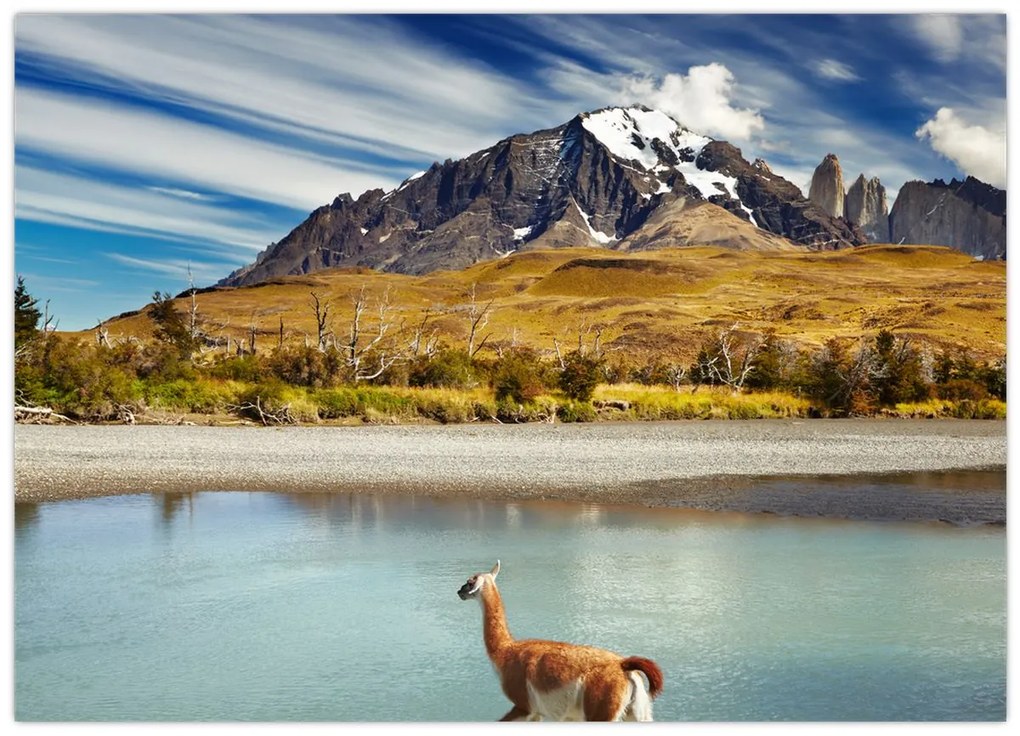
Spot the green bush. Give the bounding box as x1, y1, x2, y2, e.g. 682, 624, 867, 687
207, 355, 266, 383
314, 387, 360, 418
409, 349, 478, 389
556, 400, 597, 423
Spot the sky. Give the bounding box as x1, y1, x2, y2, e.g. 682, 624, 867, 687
7, 9, 1009, 331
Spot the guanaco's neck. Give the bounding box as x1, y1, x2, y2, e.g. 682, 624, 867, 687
480, 583, 513, 658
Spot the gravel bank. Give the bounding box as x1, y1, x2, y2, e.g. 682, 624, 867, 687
14, 420, 1005, 523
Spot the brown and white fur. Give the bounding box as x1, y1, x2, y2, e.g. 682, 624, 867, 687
458, 561, 663, 722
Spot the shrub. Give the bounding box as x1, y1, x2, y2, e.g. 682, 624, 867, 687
207, 355, 266, 383
556, 400, 597, 423
937, 379, 989, 402
409, 349, 478, 389
558, 350, 602, 402
314, 388, 360, 418
267, 345, 344, 387
493, 348, 551, 404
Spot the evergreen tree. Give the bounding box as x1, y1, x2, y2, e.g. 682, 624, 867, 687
14, 276, 41, 350
148, 291, 196, 359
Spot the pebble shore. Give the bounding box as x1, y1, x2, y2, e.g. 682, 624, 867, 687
13, 419, 1005, 523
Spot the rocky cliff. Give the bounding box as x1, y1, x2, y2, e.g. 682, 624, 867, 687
889, 177, 1005, 260
808, 153, 845, 219
219, 107, 866, 287
845, 174, 890, 243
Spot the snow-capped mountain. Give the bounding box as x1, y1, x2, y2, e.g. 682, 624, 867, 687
219, 106, 863, 287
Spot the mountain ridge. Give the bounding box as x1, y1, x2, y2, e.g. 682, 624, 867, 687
219, 106, 864, 287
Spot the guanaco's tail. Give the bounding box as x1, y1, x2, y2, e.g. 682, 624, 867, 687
621, 656, 663, 699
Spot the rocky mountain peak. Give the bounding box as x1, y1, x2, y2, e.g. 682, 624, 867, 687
845, 173, 889, 243
218, 108, 866, 287
890, 177, 1005, 260
808, 153, 845, 218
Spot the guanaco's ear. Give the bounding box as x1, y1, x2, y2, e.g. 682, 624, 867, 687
491, 560, 501, 579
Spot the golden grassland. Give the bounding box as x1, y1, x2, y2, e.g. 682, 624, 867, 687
91, 244, 1006, 365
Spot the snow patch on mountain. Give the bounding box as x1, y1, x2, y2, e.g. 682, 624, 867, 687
575, 201, 616, 245
581, 107, 757, 228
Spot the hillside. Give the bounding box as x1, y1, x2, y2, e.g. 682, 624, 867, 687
98, 244, 1006, 363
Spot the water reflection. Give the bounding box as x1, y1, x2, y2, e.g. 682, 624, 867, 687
14, 502, 40, 535
156, 492, 195, 526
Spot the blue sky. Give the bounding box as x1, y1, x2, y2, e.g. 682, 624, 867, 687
10, 11, 1008, 330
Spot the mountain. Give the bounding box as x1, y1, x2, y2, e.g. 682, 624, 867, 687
808, 153, 845, 218
219, 107, 864, 287
889, 177, 1006, 260
845, 174, 890, 243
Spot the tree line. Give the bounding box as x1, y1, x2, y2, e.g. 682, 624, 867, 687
13, 276, 1005, 423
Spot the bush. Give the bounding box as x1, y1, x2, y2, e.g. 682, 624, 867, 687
937, 378, 989, 402
409, 349, 478, 389
556, 400, 597, 423
207, 355, 266, 383
493, 348, 551, 404
314, 388, 360, 418
267, 345, 344, 387
34, 336, 140, 419
558, 351, 602, 402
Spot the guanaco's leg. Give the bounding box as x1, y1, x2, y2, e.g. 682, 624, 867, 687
499, 705, 531, 721
582, 673, 627, 722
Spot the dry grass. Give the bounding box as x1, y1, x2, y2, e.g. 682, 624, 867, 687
90, 244, 1005, 363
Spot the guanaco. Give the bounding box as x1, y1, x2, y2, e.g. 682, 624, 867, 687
457, 560, 663, 721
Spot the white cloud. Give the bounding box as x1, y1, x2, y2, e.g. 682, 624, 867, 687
909, 15, 964, 63
809, 59, 860, 83
621, 64, 765, 141
915, 107, 1006, 188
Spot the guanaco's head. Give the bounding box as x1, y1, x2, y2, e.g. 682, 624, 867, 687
457, 560, 500, 600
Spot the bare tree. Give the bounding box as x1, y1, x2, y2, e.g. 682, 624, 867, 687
310, 292, 332, 351
344, 285, 403, 381
278, 316, 285, 351
408, 308, 440, 358
247, 311, 259, 355
187, 263, 200, 342
665, 364, 687, 392
465, 283, 494, 357
696, 323, 766, 391
96, 319, 112, 348
41, 299, 56, 333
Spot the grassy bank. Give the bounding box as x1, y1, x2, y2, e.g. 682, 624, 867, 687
95, 379, 1003, 425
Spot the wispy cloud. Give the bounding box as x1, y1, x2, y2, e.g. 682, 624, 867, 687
104, 252, 236, 282
14, 15, 550, 164
908, 15, 964, 62
15, 86, 397, 212
15, 272, 101, 293
15, 165, 284, 251
147, 187, 218, 202
903, 14, 1006, 72
808, 58, 860, 83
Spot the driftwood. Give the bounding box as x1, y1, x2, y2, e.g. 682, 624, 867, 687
14, 404, 76, 424
228, 397, 295, 426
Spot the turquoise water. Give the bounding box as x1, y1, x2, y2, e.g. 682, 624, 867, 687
14, 491, 1005, 722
